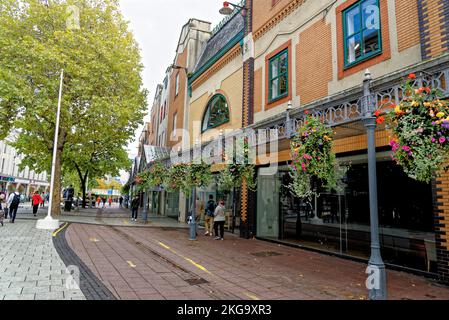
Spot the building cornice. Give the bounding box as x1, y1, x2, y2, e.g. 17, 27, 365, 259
190, 42, 243, 91
253, 0, 307, 40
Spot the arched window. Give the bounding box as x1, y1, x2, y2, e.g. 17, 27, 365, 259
201, 94, 230, 132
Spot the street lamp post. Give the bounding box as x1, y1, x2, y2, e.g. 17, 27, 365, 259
362, 69, 387, 300
189, 140, 200, 241
36, 69, 63, 230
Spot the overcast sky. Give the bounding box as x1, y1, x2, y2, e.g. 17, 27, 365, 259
117, 0, 224, 184
119, 0, 224, 158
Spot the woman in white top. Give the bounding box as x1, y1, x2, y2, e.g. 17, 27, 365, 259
213, 200, 226, 240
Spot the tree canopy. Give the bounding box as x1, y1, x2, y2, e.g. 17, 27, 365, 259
0, 0, 148, 213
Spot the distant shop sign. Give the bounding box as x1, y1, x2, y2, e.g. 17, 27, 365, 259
91, 189, 121, 196
0, 176, 14, 182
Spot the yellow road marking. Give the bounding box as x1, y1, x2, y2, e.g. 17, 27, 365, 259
123, 220, 130, 225
52, 223, 69, 237
244, 293, 261, 301
127, 261, 136, 268
158, 242, 171, 249
184, 258, 211, 274
158, 241, 211, 275
89, 237, 100, 243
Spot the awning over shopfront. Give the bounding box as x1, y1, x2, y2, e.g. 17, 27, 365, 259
143, 145, 171, 165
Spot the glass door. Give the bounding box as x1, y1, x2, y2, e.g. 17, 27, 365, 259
257, 171, 280, 239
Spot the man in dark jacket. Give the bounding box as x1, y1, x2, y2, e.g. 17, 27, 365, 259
131, 196, 139, 222
204, 195, 216, 236
7, 190, 21, 223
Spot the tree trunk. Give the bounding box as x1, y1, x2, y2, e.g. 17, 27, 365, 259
51, 128, 66, 216
51, 147, 62, 216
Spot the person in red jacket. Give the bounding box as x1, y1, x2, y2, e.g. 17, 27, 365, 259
31, 191, 43, 217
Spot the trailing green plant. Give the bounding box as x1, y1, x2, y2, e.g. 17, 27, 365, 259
289, 115, 342, 200
216, 139, 257, 192
375, 73, 449, 183
187, 161, 213, 189
165, 163, 190, 195
135, 161, 167, 192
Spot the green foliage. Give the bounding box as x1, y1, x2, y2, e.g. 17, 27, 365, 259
165, 163, 190, 195
382, 75, 449, 183
216, 163, 256, 192
135, 161, 167, 192
188, 161, 213, 189
289, 115, 341, 200
163, 161, 212, 197
0, 0, 147, 207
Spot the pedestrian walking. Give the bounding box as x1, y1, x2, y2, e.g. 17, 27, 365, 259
119, 196, 123, 207
7, 190, 21, 223
131, 195, 139, 222
0, 193, 6, 227
108, 197, 112, 207
213, 200, 226, 240
96, 196, 101, 208
31, 191, 43, 217
101, 197, 106, 208
204, 195, 216, 236
40, 193, 45, 208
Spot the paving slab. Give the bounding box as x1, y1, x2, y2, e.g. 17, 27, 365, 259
0, 220, 85, 301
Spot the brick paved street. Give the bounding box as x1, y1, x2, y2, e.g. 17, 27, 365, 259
64, 222, 449, 300
0, 220, 85, 300
2, 216, 449, 300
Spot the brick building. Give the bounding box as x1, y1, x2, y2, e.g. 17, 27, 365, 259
134, 0, 449, 283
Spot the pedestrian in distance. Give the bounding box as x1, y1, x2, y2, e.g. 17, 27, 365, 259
101, 197, 106, 208
131, 195, 139, 222
40, 192, 45, 208
204, 195, 216, 237
7, 189, 21, 223
96, 196, 101, 208
119, 196, 123, 208
213, 200, 226, 240
0, 193, 6, 227
108, 197, 112, 207
31, 191, 43, 217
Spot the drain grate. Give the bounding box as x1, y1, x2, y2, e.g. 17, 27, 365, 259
185, 278, 209, 286
251, 251, 283, 257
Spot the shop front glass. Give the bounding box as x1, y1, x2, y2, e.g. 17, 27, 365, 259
197, 179, 241, 233
165, 191, 179, 219
256, 153, 437, 273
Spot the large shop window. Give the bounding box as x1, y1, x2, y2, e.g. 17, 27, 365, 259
268, 49, 288, 102
257, 157, 436, 273
343, 0, 381, 68
201, 94, 230, 133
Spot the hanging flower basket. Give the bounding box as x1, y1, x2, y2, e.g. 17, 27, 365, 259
187, 161, 213, 189
217, 139, 257, 192
289, 115, 341, 199
135, 161, 167, 192
377, 73, 449, 183
216, 163, 257, 192
165, 163, 190, 194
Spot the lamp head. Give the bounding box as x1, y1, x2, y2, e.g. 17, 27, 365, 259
219, 1, 234, 15
287, 100, 293, 110
364, 69, 372, 81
